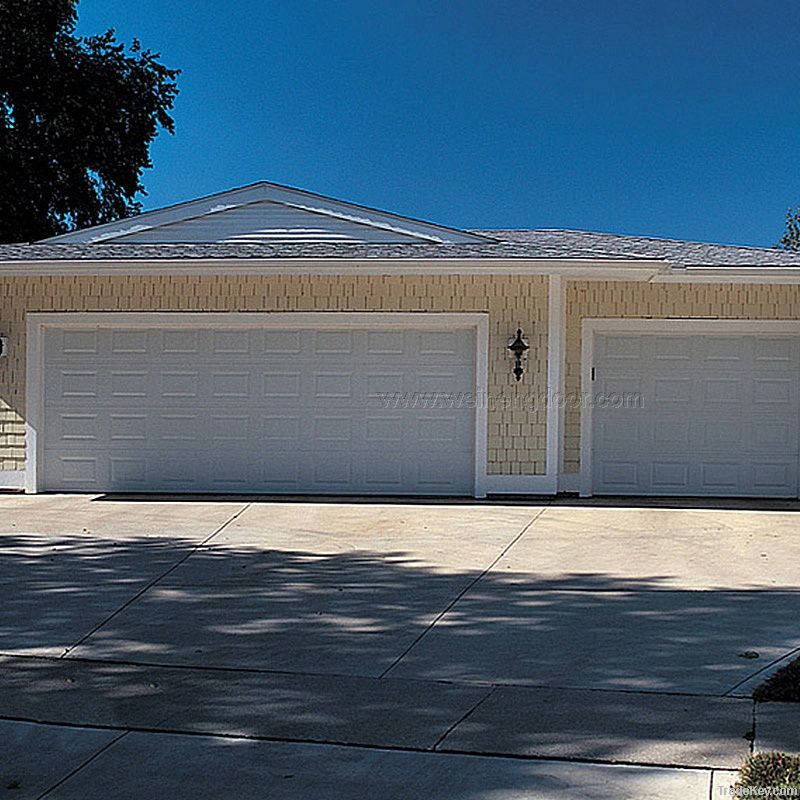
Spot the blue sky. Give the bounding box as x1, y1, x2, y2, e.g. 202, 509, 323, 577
76, 0, 800, 246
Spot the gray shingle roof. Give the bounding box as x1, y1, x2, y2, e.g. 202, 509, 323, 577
1, 229, 799, 267
479, 230, 800, 267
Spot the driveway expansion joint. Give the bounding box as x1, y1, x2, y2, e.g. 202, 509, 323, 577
2, 715, 725, 774
433, 685, 497, 750
378, 503, 552, 678
0, 651, 761, 701
35, 728, 130, 800
58, 502, 252, 659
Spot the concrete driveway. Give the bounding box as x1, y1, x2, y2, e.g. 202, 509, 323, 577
2, 493, 800, 799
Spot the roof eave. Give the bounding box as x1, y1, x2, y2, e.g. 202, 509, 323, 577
651, 266, 800, 283
0, 257, 670, 279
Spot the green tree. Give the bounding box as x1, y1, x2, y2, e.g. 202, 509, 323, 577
0, 0, 179, 243
778, 207, 800, 251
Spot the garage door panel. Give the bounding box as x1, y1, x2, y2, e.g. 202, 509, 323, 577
161, 329, 201, 354
653, 377, 692, 405
751, 462, 795, 492
651, 461, 691, 491
653, 336, 692, 361
702, 337, 746, 362
755, 338, 795, 362
41, 325, 476, 495
653, 419, 692, 448
753, 378, 794, 405
56, 455, 100, 486
110, 457, 148, 486
599, 461, 640, 491
592, 333, 800, 497
599, 335, 643, 361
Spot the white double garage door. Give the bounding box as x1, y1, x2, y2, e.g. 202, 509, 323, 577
589, 322, 800, 497
36, 315, 481, 495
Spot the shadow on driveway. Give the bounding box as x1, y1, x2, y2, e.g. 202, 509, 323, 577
2, 530, 798, 694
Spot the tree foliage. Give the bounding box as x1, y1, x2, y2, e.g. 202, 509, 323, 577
0, 0, 179, 242
778, 207, 800, 251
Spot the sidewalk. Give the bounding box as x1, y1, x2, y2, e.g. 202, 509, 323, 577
4, 717, 738, 800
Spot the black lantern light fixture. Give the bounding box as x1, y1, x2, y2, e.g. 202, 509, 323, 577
507, 328, 529, 382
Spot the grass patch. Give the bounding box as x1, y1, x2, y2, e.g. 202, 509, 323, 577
737, 753, 800, 794
754, 655, 800, 702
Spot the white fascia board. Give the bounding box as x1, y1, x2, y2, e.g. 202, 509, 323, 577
651, 268, 800, 284
0, 259, 668, 278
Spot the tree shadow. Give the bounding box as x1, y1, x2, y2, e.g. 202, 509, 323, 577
0, 527, 796, 781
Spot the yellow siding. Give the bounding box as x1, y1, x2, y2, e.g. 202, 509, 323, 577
0, 274, 549, 475
564, 281, 800, 473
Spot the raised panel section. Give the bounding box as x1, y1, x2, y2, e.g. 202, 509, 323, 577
703, 338, 743, 362
60, 371, 97, 398
212, 330, 250, 354
110, 372, 148, 398
366, 332, 405, 355
211, 372, 250, 398
111, 330, 148, 354
314, 373, 352, 399
651, 462, 689, 489
263, 372, 301, 398
264, 331, 302, 354
602, 336, 642, 360
161, 372, 199, 398
62, 330, 98, 354
162, 330, 199, 354
653, 378, 691, 403
61, 415, 97, 441
110, 415, 147, 442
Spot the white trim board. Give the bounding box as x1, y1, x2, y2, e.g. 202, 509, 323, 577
26, 312, 490, 498
558, 473, 580, 494
484, 475, 554, 495
545, 275, 565, 486
0, 470, 24, 490
652, 269, 800, 284
0, 259, 668, 279
579, 318, 800, 498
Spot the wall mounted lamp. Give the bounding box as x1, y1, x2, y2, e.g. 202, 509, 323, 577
507, 328, 529, 382
0, 335, 6, 359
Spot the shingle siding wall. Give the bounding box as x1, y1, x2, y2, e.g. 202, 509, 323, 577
564, 280, 800, 473
0, 274, 549, 476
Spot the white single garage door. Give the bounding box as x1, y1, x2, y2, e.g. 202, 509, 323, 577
40, 324, 476, 495
591, 333, 800, 497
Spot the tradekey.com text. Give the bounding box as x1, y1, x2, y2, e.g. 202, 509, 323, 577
376, 390, 644, 412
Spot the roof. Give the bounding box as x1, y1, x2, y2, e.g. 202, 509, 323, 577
1, 181, 799, 269
478, 230, 800, 267
1, 229, 798, 267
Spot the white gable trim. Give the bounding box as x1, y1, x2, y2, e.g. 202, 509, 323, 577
42, 182, 488, 245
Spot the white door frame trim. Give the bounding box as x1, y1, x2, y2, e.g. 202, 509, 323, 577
26, 311, 490, 497
579, 318, 800, 498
